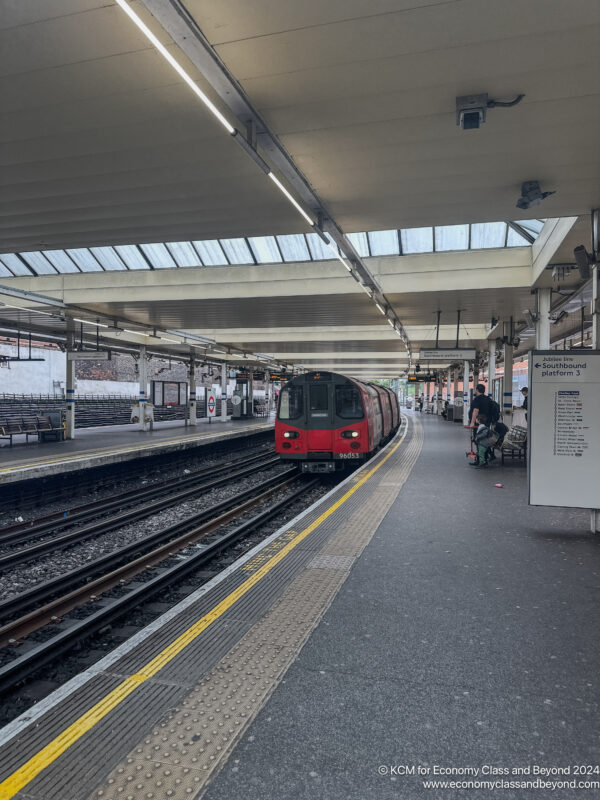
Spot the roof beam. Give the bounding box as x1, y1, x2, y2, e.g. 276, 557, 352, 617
531, 216, 578, 286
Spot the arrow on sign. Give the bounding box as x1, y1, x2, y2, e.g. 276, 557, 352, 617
535, 362, 542, 368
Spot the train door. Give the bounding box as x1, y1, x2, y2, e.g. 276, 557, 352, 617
306, 382, 333, 451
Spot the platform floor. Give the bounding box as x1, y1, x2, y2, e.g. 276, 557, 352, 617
0, 413, 598, 800
0, 417, 273, 484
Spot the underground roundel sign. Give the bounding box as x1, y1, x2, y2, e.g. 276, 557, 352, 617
208, 394, 216, 416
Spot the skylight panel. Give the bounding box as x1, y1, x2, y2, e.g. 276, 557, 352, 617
220, 238, 253, 265
0, 262, 12, 277
19, 252, 58, 275
368, 230, 399, 256
276, 234, 310, 262
506, 227, 530, 247
114, 245, 150, 270
66, 248, 104, 271
0, 254, 31, 276
43, 250, 80, 273
167, 242, 202, 268
140, 243, 177, 269
514, 219, 545, 235
434, 225, 469, 251
90, 246, 127, 271
470, 222, 506, 249
193, 240, 227, 266
305, 233, 337, 260
346, 232, 369, 258
248, 236, 281, 264
401, 227, 434, 254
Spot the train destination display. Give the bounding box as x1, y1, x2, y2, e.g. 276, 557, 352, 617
528, 350, 600, 511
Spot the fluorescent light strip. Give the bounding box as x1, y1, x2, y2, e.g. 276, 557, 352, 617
268, 173, 314, 226
0, 303, 54, 317
160, 336, 180, 344
124, 328, 150, 337
73, 317, 109, 328
387, 318, 396, 328
114, 0, 234, 134
375, 303, 386, 315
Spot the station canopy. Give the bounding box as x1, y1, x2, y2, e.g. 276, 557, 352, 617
1, 0, 598, 377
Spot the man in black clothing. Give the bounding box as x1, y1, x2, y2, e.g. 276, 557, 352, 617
521, 387, 528, 420
469, 383, 493, 427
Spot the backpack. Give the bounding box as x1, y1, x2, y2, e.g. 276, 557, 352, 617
488, 398, 500, 423
475, 425, 499, 448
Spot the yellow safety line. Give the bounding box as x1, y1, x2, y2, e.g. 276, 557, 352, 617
0, 422, 409, 799
0, 424, 272, 474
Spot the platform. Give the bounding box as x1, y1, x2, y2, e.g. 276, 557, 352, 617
0, 418, 273, 485
0, 413, 598, 800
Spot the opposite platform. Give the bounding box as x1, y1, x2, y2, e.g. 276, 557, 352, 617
0, 417, 419, 800
0, 417, 273, 485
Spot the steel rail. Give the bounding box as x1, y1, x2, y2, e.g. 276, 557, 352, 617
0, 478, 317, 694
0, 456, 281, 569
0, 468, 297, 625
0, 448, 275, 545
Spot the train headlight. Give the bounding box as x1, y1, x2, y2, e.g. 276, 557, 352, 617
341, 430, 360, 439
283, 431, 299, 439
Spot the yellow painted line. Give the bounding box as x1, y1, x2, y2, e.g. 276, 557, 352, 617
0, 422, 409, 799
0, 424, 272, 474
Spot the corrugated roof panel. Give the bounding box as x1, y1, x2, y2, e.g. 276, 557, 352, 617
276, 234, 310, 262
90, 246, 127, 271
0, 254, 31, 276
66, 248, 104, 271
193, 240, 228, 266
248, 236, 281, 264
140, 243, 177, 269
42, 250, 80, 273
167, 242, 202, 268
434, 225, 469, 251
470, 222, 507, 249
19, 252, 58, 275
220, 238, 253, 264
346, 232, 369, 257
368, 230, 399, 256
115, 245, 151, 270
401, 227, 433, 254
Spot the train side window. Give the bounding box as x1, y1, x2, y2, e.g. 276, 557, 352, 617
309, 384, 329, 417
279, 385, 303, 420
335, 385, 364, 419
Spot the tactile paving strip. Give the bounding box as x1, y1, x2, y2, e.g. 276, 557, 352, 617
89, 418, 423, 800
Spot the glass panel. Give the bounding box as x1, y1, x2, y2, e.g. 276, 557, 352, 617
276, 234, 310, 262
114, 245, 150, 270
470, 222, 506, 249
0, 262, 11, 277
248, 236, 281, 264
309, 384, 329, 417
346, 232, 369, 258
513, 219, 545, 235
191, 240, 226, 266
401, 227, 433, 254
305, 232, 337, 260
434, 224, 469, 251
335, 384, 364, 419
140, 243, 176, 269
278, 385, 303, 420
66, 248, 103, 271
367, 230, 399, 256
506, 227, 530, 247
167, 241, 201, 268
90, 246, 127, 271
43, 250, 80, 273
220, 238, 253, 264
0, 254, 31, 275
19, 252, 57, 275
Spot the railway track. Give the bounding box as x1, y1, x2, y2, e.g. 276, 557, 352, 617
0, 453, 281, 567
0, 475, 317, 695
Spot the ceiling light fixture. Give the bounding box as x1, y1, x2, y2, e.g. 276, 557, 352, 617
124, 328, 150, 337
160, 336, 180, 344
267, 173, 314, 227
73, 317, 109, 328
114, 0, 234, 134
375, 303, 386, 315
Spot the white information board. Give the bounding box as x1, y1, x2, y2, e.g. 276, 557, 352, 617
529, 350, 600, 508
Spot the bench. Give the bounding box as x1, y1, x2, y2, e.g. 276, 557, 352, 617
0, 415, 65, 447
500, 425, 527, 464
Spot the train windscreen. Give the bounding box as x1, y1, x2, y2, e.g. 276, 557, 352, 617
335, 385, 364, 419
278, 385, 304, 420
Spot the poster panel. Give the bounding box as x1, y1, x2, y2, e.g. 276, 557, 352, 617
529, 350, 600, 508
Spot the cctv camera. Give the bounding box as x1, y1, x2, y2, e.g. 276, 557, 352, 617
574, 245, 592, 280
456, 94, 487, 130
516, 180, 555, 210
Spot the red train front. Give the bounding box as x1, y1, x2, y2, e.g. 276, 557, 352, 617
275, 370, 399, 473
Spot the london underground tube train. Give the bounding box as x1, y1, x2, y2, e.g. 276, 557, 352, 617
275, 371, 400, 473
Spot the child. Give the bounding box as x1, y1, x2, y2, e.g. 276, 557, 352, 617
470, 412, 498, 467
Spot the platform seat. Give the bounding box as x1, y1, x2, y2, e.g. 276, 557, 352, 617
500, 424, 527, 464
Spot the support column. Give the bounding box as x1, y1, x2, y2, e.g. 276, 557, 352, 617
138, 345, 148, 431
536, 287, 551, 349
503, 343, 513, 426
592, 264, 599, 350
488, 347, 496, 397
188, 354, 197, 426
220, 362, 228, 422
65, 331, 75, 440
462, 360, 470, 425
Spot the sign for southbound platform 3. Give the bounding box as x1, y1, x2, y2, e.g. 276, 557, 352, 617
528, 350, 600, 509
207, 394, 217, 417
418, 348, 476, 361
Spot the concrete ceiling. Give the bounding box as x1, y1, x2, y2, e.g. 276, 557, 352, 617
1, 0, 598, 379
